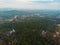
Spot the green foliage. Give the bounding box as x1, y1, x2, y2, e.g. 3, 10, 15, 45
0, 17, 56, 45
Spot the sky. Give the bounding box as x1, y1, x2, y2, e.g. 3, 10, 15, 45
0, 0, 60, 10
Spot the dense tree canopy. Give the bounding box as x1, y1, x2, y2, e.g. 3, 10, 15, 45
0, 17, 57, 45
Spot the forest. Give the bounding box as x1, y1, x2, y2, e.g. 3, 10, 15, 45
0, 16, 59, 45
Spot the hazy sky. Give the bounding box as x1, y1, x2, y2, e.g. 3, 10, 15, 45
0, 0, 60, 10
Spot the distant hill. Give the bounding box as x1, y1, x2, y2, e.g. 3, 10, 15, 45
0, 9, 60, 19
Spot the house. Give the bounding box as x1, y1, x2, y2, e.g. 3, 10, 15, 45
41, 30, 47, 36
9, 29, 15, 34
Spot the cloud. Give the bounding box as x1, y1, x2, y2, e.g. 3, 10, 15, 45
0, 0, 60, 10
33, 0, 54, 1
16, 0, 30, 2
5, 2, 59, 10
16, 0, 54, 1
